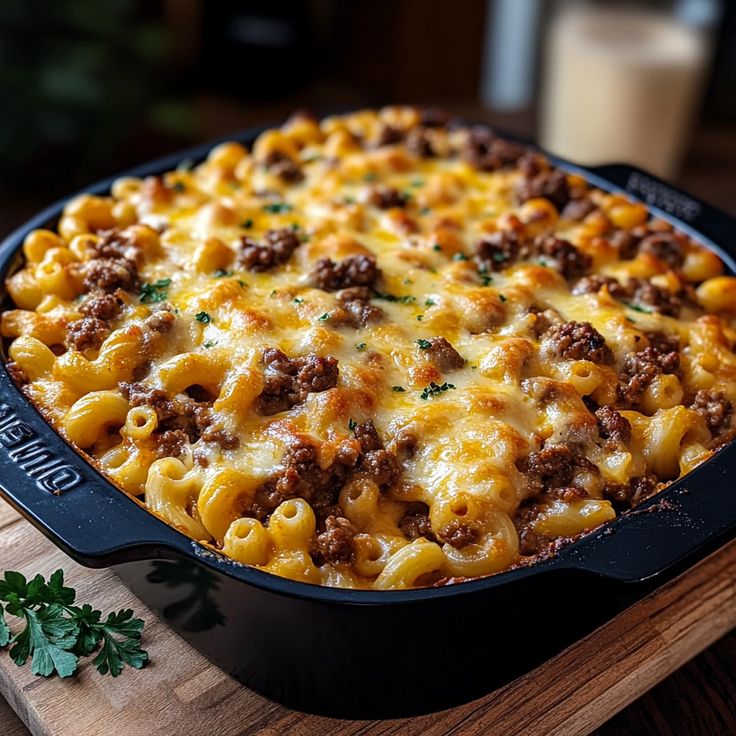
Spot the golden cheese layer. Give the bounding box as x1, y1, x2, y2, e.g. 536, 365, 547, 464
3, 107, 736, 590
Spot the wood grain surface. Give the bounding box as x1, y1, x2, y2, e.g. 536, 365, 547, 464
0, 499, 734, 736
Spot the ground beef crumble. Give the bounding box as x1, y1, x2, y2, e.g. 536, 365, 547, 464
515, 154, 571, 212
311, 515, 356, 565
535, 235, 592, 280
239, 228, 301, 272
309, 254, 380, 292
368, 186, 408, 210
437, 520, 481, 549
689, 390, 733, 435
65, 317, 109, 351
255, 349, 339, 415
422, 336, 465, 373
619, 345, 681, 405
333, 286, 383, 327
541, 321, 613, 364
399, 502, 436, 542
595, 406, 632, 446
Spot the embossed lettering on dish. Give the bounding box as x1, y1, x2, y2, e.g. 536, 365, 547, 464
0, 403, 82, 493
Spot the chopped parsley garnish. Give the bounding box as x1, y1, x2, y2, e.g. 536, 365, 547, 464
203, 340, 217, 349
433, 244, 443, 252
238, 280, 247, 289
403, 278, 413, 285
453, 252, 469, 261
291, 222, 300, 231
420, 381, 456, 400
293, 297, 304, 304
371, 290, 415, 304
195, 311, 211, 324
499, 293, 507, 303
425, 298, 436, 307
363, 172, 377, 182
416, 315, 423, 321
139, 278, 171, 304
241, 218, 253, 229
213, 269, 233, 278
171, 181, 186, 193
318, 312, 331, 321
348, 418, 357, 431
479, 269, 493, 286
0, 569, 147, 678
263, 202, 292, 214
626, 316, 637, 323
416, 339, 432, 349
623, 301, 653, 314
356, 342, 367, 351
419, 206, 431, 216
392, 386, 406, 392
492, 252, 507, 263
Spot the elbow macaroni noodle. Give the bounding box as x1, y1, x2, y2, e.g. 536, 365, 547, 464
2, 107, 735, 589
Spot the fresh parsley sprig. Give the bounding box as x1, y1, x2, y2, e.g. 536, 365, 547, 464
0, 569, 148, 678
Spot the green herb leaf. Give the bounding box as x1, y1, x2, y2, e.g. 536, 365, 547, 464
293, 297, 304, 304
348, 418, 357, 431
363, 172, 377, 182
356, 342, 367, 351
203, 340, 216, 349
416, 315, 423, 321
425, 298, 436, 307
0, 604, 10, 648
452, 252, 469, 262
213, 269, 233, 278
10, 605, 79, 678
318, 313, 331, 322
391, 386, 406, 392
416, 339, 432, 349
68, 603, 102, 657
139, 279, 172, 304
171, 181, 186, 193
263, 202, 292, 214
499, 293, 507, 303
432, 244, 443, 252
420, 381, 456, 400
195, 311, 211, 324
623, 301, 653, 314
241, 218, 254, 229
0, 569, 148, 680
92, 610, 148, 677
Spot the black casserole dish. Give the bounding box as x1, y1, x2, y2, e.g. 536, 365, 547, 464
1, 124, 736, 718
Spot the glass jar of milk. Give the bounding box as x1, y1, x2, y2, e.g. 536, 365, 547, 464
540, 0, 721, 179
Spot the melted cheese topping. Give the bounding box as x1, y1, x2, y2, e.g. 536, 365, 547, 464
3, 107, 736, 590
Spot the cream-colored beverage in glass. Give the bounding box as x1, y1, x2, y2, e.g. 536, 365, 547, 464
540, 5, 711, 179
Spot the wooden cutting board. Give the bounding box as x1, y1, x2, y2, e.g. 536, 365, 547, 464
0, 499, 735, 736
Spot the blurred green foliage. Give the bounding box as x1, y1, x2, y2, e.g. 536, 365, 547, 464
0, 0, 168, 184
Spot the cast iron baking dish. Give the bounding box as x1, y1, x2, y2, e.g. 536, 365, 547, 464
1, 125, 736, 719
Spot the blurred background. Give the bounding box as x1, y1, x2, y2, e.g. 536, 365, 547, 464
0, 0, 734, 235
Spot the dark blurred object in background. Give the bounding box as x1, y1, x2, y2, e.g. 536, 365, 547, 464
0, 0, 734, 235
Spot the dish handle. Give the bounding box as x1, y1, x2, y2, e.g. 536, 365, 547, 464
558, 443, 736, 583
0, 368, 187, 566
588, 163, 736, 265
